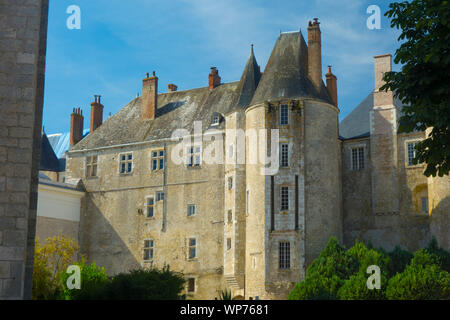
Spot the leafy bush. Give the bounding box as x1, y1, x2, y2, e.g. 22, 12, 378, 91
32, 236, 78, 300
59, 259, 108, 300
386, 246, 414, 277
386, 250, 450, 300
71, 266, 185, 300
425, 237, 450, 272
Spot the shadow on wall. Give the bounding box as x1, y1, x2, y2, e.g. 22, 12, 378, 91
78, 190, 140, 275
430, 195, 449, 251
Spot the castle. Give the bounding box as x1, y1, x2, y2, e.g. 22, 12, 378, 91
61, 20, 449, 300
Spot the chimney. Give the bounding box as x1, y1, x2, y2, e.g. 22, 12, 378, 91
168, 83, 178, 92
208, 67, 221, 90
307, 18, 322, 90
142, 71, 158, 120
325, 66, 338, 107
90, 95, 104, 133
373, 54, 394, 107
70, 107, 84, 146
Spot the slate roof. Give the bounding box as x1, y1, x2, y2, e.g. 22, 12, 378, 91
40, 133, 62, 172
250, 31, 333, 106
339, 92, 406, 139
234, 45, 261, 108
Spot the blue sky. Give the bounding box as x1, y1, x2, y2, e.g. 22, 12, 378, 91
43, 0, 402, 134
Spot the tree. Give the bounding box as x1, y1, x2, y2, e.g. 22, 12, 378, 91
386, 250, 450, 299
32, 236, 78, 300
381, 0, 450, 177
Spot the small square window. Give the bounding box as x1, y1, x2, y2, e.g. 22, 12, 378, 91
156, 192, 164, 201
187, 146, 201, 167
212, 115, 220, 125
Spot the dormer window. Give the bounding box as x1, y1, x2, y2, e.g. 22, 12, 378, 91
212, 115, 220, 126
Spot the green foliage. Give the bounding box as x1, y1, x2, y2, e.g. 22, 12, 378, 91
381, 0, 450, 177
70, 266, 185, 300
386, 250, 450, 300
220, 289, 233, 300
289, 237, 450, 300
32, 236, 78, 300
59, 259, 108, 300
386, 246, 414, 277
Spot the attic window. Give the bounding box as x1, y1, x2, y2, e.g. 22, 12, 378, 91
212, 115, 220, 126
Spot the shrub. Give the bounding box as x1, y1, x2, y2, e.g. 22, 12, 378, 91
386, 250, 450, 300
59, 259, 108, 300
425, 237, 450, 272
32, 236, 78, 300
386, 246, 414, 277
72, 266, 185, 300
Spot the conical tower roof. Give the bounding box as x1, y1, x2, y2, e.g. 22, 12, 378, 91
250, 31, 332, 106
235, 44, 261, 108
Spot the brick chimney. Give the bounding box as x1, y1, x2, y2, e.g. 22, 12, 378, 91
142, 71, 158, 120
308, 18, 322, 90
70, 107, 84, 146
325, 65, 338, 107
168, 83, 178, 92
373, 54, 394, 107
90, 95, 103, 133
208, 67, 221, 90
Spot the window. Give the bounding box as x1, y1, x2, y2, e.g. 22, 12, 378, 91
143, 239, 154, 260
227, 210, 233, 223
212, 115, 220, 125
351, 147, 365, 170
421, 197, 429, 214
246, 190, 250, 214
279, 241, 290, 269
227, 238, 232, 250
156, 191, 164, 202
187, 204, 196, 216
280, 144, 289, 167
187, 278, 195, 293
280, 104, 289, 125
146, 197, 154, 218
252, 257, 256, 270
280, 187, 289, 211
407, 142, 422, 166
228, 177, 233, 190
152, 149, 164, 171
188, 238, 197, 259
86, 155, 98, 177
187, 146, 201, 167
119, 153, 133, 174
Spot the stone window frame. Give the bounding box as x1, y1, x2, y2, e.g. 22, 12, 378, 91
186, 276, 197, 294
280, 143, 289, 168
279, 240, 291, 270
280, 104, 289, 126
405, 138, 424, 167
145, 195, 155, 219
186, 144, 202, 168
187, 236, 198, 260
187, 204, 196, 217
150, 148, 165, 171
118, 151, 134, 175
280, 186, 289, 212
349, 143, 365, 171
227, 209, 233, 224
156, 191, 164, 202
143, 238, 154, 261
421, 196, 429, 214
227, 176, 233, 190
85, 154, 99, 178
246, 189, 250, 215
226, 237, 232, 251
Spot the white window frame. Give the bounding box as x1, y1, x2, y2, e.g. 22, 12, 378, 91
405, 139, 423, 167
145, 196, 155, 218
349, 145, 365, 171
280, 143, 289, 168
187, 204, 196, 217
118, 152, 133, 174
280, 186, 289, 211
227, 176, 233, 190
156, 191, 164, 202
212, 115, 220, 126
280, 104, 289, 125
187, 145, 202, 167
143, 239, 154, 261
188, 237, 197, 259
227, 210, 233, 224
151, 149, 165, 171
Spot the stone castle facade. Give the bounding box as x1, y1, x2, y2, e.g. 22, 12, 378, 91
62, 20, 449, 299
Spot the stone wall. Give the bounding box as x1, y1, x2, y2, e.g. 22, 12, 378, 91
0, 0, 48, 299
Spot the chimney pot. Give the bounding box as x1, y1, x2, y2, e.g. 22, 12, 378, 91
90, 94, 104, 133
